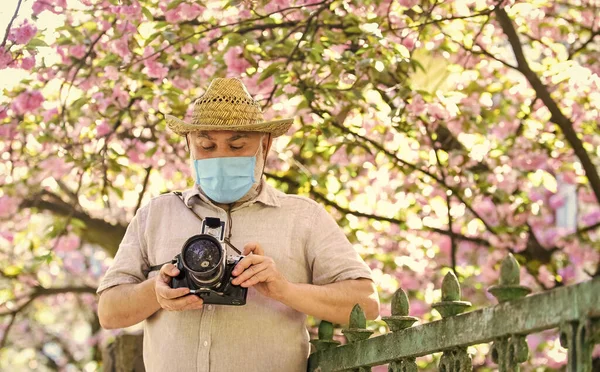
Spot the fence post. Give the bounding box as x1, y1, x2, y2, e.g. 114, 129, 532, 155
310, 320, 341, 352
383, 288, 418, 372
342, 304, 374, 372
432, 271, 472, 372
488, 254, 531, 372
102, 332, 145, 372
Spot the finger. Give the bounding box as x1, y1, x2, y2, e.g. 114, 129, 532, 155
232, 255, 264, 276
240, 271, 270, 288
159, 263, 180, 282
231, 262, 269, 285
179, 297, 204, 311
243, 242, 264, 256
164, 294, 202, 311
157, 284, 190, 300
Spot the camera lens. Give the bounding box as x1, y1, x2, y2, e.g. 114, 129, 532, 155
180, 235, 226, 287
183, 237, 222, 272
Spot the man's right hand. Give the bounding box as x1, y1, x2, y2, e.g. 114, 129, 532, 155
155, 263, 204, 311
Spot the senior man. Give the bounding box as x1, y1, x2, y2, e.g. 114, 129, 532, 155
97, 78, 379, 372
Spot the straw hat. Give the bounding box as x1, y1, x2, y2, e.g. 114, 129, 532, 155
165, 77, 294, 137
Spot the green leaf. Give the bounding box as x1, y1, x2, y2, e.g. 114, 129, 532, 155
259, 62, 283, 83
166, 0, 184, 10
142, 7, 154, 21
27, 38, 49, 48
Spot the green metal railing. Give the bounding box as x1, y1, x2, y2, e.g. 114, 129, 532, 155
308, 254, 600, 372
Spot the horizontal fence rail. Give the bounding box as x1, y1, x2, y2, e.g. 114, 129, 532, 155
308, 255, 600, 372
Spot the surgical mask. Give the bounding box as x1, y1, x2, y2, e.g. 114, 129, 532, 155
192, 141, 264, 204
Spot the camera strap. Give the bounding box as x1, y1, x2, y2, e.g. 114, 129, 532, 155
146, 191, 242, 274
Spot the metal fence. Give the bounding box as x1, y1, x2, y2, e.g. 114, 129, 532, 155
308, 254, 600, 372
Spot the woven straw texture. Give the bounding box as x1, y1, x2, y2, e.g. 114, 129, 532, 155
166, 78, 294, 137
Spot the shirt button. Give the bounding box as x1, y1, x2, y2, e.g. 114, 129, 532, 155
207, 305, 213, 311
203, 341, 208, 347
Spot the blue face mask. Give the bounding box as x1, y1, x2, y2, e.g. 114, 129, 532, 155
192, 154, 257, 204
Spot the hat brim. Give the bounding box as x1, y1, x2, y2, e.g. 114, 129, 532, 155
165, 115, 294, 138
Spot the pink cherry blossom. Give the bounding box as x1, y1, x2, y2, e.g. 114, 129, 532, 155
172, 76, 192, 90
0, 47, 14, 69
473, 197, 499, 226
0, 107, 7, 120
406, 94, 426, 116
40, 157, 71, 179
104, 66, 119, 80
144, 59, 169, 80
181, 43, 194, 54
195, 39, 210, 53
55, 235, 80, 252
402, 35, 416, 50
32, 0, 54, 15
398, 0, 418, 7
264, 0, 291, 13
427, 102, 449, 120
112, 86, 129, 108
165, 3, 204, 23
20, 55, 36, 70
579, 188, 597, 203
96, 121, 112, 137
42, 108, 58, 122
548, 193, 565, 210
8, 20, 37, 45
111, 37, 130, 59
71, 45, 87, 59
224, 46, 251, 75
582, 210, 600, 226
0, 196, 19, 218
11, 90, 44, 115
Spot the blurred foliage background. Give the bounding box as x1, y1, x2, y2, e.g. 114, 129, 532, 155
0, 0, 599, 370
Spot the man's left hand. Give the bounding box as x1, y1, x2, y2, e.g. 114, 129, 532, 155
231, 242, 290, 300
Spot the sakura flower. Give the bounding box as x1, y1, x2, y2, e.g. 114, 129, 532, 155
0, 196, 19, 218
11, 90, 44, 115
224, 46, 250, 75
8, 20, 37, 45
70, 44, 87, 59
20, 55, 36, 70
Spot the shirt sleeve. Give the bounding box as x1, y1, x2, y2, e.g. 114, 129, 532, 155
306, 203, 373, 286
96, 207, 149, 295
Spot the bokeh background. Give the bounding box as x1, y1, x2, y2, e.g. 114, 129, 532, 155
1, 0, 599, 370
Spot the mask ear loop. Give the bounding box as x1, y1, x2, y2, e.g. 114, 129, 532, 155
259, 133, 271, 176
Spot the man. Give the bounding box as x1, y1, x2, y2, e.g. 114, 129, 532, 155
97, 78, 379, 372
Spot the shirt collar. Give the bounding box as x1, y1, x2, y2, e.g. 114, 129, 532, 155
181, 180, 281, 209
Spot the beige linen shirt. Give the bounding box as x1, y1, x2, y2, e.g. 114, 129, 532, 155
97, 181, 372, 372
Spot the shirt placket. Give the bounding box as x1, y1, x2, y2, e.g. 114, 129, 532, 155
195, 206, 228, 372
196, 304, 215, 372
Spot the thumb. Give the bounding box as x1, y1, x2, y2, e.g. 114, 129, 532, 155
243, 242, 264, 256
160, 263, 179, 281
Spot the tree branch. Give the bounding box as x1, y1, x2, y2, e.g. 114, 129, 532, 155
568, 28, 600, 59
135, 167, 152, 214
265, 172, 490, 247
0, 0, 22, 49
495, 7, 600, 206
20, 190, 126, 256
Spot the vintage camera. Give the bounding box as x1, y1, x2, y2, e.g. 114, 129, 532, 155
170, 217, 247, 306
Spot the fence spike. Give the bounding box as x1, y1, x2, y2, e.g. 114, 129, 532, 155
342, 304, 374, 343
383, 288, 418, 332
488, 254, 531, 303
310, 321, 341, 352
432, 271, 471, 318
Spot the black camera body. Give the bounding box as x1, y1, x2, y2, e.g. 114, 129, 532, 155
170, 218, 247, 306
